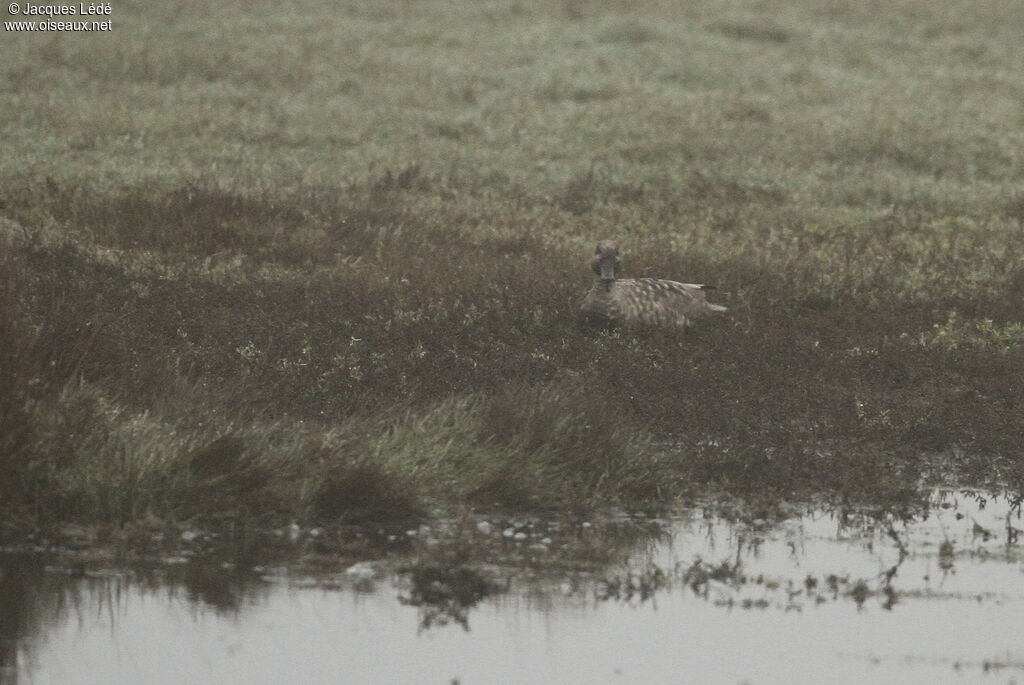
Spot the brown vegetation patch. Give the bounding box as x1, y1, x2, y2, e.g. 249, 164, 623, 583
2, 172, 1024, 524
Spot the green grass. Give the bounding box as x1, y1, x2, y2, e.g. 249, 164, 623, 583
3, 0, 1024, 525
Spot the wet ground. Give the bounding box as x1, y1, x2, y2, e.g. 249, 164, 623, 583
2, 489, 1022, 685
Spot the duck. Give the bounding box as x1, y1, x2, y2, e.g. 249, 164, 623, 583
579, 240, 726, 330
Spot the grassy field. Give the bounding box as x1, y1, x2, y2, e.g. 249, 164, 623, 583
3, 0, 1024, 526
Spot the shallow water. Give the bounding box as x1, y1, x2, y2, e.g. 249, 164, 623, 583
2, 490, 1023, 685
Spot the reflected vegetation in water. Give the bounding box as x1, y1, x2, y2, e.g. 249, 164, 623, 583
2, 489, 1023, 685
399, 564, 499, 631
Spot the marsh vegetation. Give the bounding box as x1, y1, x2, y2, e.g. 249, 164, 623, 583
3, 0, 1024, 527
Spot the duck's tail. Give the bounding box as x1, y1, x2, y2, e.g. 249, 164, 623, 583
707, 303, 727, 313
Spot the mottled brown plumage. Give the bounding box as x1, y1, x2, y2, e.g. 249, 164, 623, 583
579, 240, 726, 330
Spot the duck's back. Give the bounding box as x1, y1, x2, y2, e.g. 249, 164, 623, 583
611, 278, 725, 328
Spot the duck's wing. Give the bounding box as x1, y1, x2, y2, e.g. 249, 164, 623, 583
667, 281, 728, 312
616, 278, 726, 328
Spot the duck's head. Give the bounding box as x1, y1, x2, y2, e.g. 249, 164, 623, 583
591, 240, 621, 281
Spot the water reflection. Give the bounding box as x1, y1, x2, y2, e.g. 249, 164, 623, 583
1, 555, 45, 685
2, 489, 1022, 685
399, 564, 499, 631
